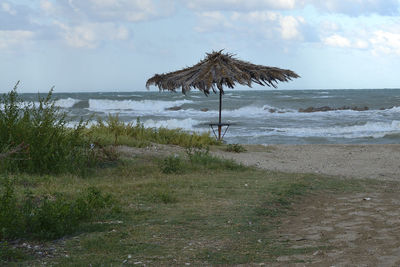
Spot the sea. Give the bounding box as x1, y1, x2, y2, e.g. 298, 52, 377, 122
20, 89, 400, 144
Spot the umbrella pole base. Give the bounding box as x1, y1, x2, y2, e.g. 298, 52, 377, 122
209, 123, 230, 141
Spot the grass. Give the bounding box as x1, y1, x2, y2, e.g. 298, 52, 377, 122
0, 83, 95, 175
88, 114, 219, 148
1, 151, 385, 266
226, 143, 247, 153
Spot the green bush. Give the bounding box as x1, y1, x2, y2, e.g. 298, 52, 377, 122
187, 147, 246, 171
89, 115, 219, 148
0, 82, 93, 174
226, 144, 246, 153
150, 189, 178, 204
159, 147, 246, 175
0, 177, 115, 240
161, 155, 184, 174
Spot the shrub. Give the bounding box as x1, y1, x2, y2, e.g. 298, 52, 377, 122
0, 177, 116, 240
186, 146, 246, 171
89, 115, 219, 148
150, 189, 178, 204
226, 144, 246, 153
161, 155, 184, 174
0, 241, 29, 262
0, 82, 93, 174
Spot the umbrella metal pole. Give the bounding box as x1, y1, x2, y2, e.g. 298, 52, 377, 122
218, 90, 222, 140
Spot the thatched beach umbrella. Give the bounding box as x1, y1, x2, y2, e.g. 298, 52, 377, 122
146, 51, 299, 140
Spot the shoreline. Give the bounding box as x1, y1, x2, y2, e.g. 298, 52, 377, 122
213, 144, 400, 181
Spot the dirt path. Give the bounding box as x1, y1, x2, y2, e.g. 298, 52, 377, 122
274, 190, 400, 266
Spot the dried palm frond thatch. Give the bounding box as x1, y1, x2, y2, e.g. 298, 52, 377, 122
146, 50, 300, 140
146, 50, 300, 95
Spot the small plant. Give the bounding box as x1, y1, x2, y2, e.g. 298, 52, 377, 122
0, 241, 29, 262
186, 146, 247, 171
89, 115, 219, 148
226, 144, 246, 153
0, 82, 93, 175
161, 155, 184, 174
0, 177, 117, 240
150, 190, 178, 204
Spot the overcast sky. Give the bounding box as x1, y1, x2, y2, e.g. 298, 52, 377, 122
1, 0, 400, 92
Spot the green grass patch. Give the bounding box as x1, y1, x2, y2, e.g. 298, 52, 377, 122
0, 241, 32, 263
1, 152, 386, 266
88, 114, 219, 148
226, 143, 247, 153
0, 176, 120, 240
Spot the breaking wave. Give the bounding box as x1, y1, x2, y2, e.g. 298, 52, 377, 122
87, 99, 193, 113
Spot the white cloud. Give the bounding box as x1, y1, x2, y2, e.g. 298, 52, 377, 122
323, 34, 351, 48
185, 0, 400, 16
0, 30, 35, 50
1, 2, 17, 15
55, 22, 129, 48
310, 0, 399, 16
322, 27, 400, 56
40, 0, 57, 14
61, 0, 172, 22
370, 30, 400, 56
195, 11, 232, 32
186, 0, 299, 11
231, 11, 278, 23
197, 10, 307, 41
280, 16, 304, 40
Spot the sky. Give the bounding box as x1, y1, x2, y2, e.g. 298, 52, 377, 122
1, 0, 400, 93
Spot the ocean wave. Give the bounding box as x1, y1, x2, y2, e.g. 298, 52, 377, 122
87, 99, 193, 112
140, 118, 206, 131
228, 104, 294, 117
273, 120, 400, 139
55, 98, 80, 108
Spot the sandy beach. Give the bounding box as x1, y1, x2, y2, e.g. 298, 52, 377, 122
120, 143, 400, 181
214, 144, 400, 181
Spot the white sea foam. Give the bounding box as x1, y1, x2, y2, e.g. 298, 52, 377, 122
87, 99, 193, 113
228, 104, 294, 117
55, 98, 80, 108
140, 118, 206, 131
273, 120, 400, 139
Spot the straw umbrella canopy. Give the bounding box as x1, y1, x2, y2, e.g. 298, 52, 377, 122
146, 50, 300, 140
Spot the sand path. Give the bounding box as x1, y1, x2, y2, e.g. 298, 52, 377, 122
213, 144, 400, 181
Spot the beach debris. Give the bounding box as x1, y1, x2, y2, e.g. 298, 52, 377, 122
363, 197, 371, 201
